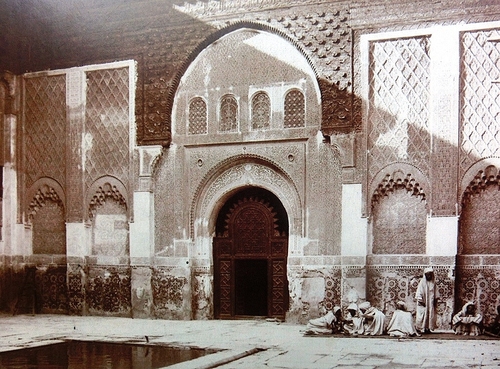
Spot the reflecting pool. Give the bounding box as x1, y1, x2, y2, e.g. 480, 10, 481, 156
0, 340, 214, 368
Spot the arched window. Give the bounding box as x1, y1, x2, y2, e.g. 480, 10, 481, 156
188, 97, 207, 135
251, 92, 270, 130
284, 89, 305, 128
219, 94, 238, 132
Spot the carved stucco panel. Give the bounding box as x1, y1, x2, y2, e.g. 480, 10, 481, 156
193, 160, 302, 239
187, 144, 305, 202
367, 36, 431, 182
460, 28, 500, 178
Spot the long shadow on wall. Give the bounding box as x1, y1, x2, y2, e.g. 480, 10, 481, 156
1, 0, 499, 326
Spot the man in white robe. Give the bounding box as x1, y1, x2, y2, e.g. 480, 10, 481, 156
387, 301, 420, 337
452, 301, 482, 336
303, 306, 342, 335
415, 267, 439, 333
343, 303, 365, 335
359, 301, 385, 336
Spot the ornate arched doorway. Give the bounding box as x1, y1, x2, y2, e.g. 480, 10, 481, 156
213, 187, 289, 319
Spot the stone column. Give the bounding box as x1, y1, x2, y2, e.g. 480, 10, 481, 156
129, 146, 161, 318
65, 68, 88, 315
341, 183, 368, 305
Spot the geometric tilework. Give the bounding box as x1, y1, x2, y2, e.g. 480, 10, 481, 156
38, 266, 68, 313
152, 268, 187, 318
367, 265, 455, 330
323, 268, 342, 311
86, 266, 131, 315
455, 265, 500, 326
67, 265, 85, 315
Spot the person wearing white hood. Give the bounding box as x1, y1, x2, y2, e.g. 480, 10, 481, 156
359, 301, 386, 335
415, 267, 439, 333
452, 301, 482, 336
387, 301, 421, 337
302, 306, 343, 336
343, 303, 365, 335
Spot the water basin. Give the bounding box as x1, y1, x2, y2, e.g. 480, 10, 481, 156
0, 340, 216, 368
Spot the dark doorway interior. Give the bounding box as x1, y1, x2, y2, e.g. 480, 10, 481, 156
234, 259, 268, 316
213, 187, 289, 319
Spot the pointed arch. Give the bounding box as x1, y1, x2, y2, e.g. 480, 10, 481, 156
213, 188, 289, 319
26, 177, 66, 255
87, 176, 129, 257
369, 163, 429, 213
86, 175, 128, 221
164, 21, 320, 143
250, 91, 271, 130
188, 96, 208, 135
26, 177, 66, 221
190, 154, 302, 241
459, 161, 500, 255
369, 164, 429, 255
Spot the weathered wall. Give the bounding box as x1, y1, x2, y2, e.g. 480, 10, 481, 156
0, 258, 67, 315
1, 0, 500, 326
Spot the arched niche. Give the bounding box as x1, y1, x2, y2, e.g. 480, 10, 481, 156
369, 163, 428, 255
171, 27, 321, 138
26, 177, 66, 255
191, 155, 302, 244
86, 176, 129, 257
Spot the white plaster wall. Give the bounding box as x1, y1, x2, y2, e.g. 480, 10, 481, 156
341, 183, 367, 256
66, 223, 88, 257
2, 115, 17, 255
130, 191, 154, 258
427, 216, 458, 256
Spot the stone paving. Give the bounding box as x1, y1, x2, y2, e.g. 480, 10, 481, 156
0, 314, 499, 368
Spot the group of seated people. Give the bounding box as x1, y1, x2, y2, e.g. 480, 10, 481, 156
302, 300, 498, 338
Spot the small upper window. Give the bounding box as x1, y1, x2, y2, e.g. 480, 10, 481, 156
251, 91, 270, 130
284, 89, 305, 128
188, 97, 207, 135
219, 94, 238, 132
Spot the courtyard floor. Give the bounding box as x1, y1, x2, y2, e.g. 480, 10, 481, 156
0, 314, 499, 368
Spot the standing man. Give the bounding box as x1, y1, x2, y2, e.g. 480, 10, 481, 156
415, 267, 439, 333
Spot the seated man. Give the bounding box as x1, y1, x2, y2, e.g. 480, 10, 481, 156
452, 301, 482, 336
302, 306, 342, 336
343, 303, 365, 336
387, 301, 421, 337
359, 301, 385, 336
331, 306, 345, 334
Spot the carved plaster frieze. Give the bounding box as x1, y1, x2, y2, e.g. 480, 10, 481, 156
191, 155, 302, 239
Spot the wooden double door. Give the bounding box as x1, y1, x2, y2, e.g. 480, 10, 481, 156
213, 196, 289, 319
